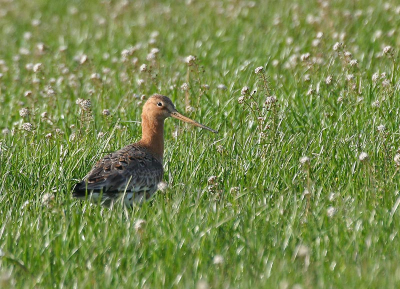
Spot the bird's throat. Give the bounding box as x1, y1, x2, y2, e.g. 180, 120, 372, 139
139, 114, 165, 162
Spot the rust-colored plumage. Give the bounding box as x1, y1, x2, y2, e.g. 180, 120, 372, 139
73, 94, 217, 206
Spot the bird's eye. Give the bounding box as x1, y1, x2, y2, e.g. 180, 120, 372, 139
157, 102, 163, 107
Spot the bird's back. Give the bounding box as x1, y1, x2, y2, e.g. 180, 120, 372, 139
73, 143, 163, 206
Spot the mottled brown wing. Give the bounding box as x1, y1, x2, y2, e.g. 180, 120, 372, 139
73, 144, 163, 199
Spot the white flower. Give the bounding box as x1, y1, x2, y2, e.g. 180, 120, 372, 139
207, 176, 217, 184
185, 55, 196, 66
377, 124, 386, 132
217, 84, 227, 90
42, 193, 55, 206
344, 51, 352, 58
325, 75, 333, 85
137, 79, 145, 86
333, 42, 343, 51
19, 108, 30, 118
372, 72, 379, 82
139, 64, 147, 72
394, 154, 400, 166
371, 100, 380, 108
185, 106, 195, 113
327, 206, 336, 218
383, 46, 393, 54
346, 74, 354, 81
213, 255, 224, 265
349, 59, 358, 67
241, 86, 250, 95
150, 48, 159, 54
304, 74, 311, 82
358, 152, 369, 162
265, 96, 277, 105
21, 123, 33, 131
238, 96, 245, 104
299, 156, 310, 165
300, 53, 310, 61
134, 219, 147, 234
33, 63, 42, 73
79, 54, 88, 64
180, 83, 189, 91
90, 73, 101, 80
254, 66, 264, 74
45, 133, 52, 139
102, 109, 110, 116
316, 32, 323, 38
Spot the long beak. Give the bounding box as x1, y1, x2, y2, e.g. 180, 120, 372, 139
170, 111, 218, 133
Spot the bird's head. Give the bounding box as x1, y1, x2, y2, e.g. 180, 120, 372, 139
142, 94, 218, 133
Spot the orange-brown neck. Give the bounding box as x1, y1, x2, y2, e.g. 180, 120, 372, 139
139, 114, 165, 162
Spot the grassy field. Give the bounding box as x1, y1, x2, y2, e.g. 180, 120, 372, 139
1, 0, 400, 287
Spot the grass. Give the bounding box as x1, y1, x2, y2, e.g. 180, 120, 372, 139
1, 0, 400, 287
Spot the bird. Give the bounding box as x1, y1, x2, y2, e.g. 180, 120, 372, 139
72, 94, 217, 206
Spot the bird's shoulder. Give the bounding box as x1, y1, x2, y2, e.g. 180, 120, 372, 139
86, 143, 163, 183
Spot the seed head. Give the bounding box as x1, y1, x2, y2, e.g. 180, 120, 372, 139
299, 156, 310, 165
265, 95, 277, 105
217, 84, 227, 90
185, 106, 195, 113
2, 128, 10, 135
344, 51, 352, 58
213, 255, 224, 265
77, 99, 91, 111
241, 86, 250, 95
180, 83, 189, 91
304, 74, 311, 82
139, 64, 147, 72
254, 66, 264, 74
201, 84, 210, 90
394, 154, 400, 166
41, 193, 55, 207
372, 72, 379, 82
383, 46, 393, 54
238, 96, 245, 104
327, 206, 336, 218
333, 42, 343, 51
377, 124, 386, 132
102, 109, 110, 116
349, 59, 358, 67
325, 75, 333, 85
300, 53, 310, 61
346, 74, 354, 81
185, 55, 196, 66
358, 152, 369, 162
371, 100, 380, 108
146, 53, 155, 61
79, 54, 88, 64
33, 63, 42, 73
134, 219, 147, 235
382, 79, 391, 87
19, 108, 30, 118
137, 79, 145, 86
208, 176, 217, 185
90, 73, 101, 81
45, 133, 52, 139
21, 123, 33, 132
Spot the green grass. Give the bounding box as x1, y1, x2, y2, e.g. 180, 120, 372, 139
1, 0, 400, 287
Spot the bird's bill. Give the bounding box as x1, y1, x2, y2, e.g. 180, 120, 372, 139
171, 111, 218, 133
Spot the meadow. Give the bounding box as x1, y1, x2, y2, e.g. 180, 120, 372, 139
1, 0, 400, 288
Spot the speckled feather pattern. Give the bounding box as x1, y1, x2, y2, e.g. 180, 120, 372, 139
73, 143, 163, 206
